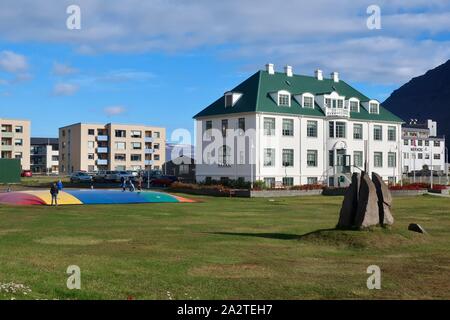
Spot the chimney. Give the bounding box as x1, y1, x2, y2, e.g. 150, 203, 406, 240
331, 71, 339, 82
284, 65, 293, 77
266, 63, 275, 75
315, 69, 323, 81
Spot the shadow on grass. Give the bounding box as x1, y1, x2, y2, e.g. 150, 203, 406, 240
209, 228, 337, 241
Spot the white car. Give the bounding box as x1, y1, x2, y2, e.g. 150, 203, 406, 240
70, 172, 93, 183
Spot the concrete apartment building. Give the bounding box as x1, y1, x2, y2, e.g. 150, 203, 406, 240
59, 123, 165, 174
0, 118, 31, 170
30, 137, 59, 174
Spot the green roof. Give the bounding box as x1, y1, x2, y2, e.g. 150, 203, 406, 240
193, 70, 404, 123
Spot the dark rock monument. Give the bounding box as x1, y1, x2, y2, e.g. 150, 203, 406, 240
337, 171, 394, 230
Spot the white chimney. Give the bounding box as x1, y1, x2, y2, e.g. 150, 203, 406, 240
266, 63, 275, 75
315, 69, 323, 81
285, 65, 293, 77
331, 71, 339, 82
427, 119, 437, 137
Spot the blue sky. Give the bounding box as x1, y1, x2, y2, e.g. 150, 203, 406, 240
0, 0, 449, 141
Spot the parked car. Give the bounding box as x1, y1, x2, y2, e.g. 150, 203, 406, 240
93, 170, 108, 182
21, 170, 33, 177
70, 171, 93, 183
105, 170, 134, 182
126, 170, 139, 177
148, 175, 178, 187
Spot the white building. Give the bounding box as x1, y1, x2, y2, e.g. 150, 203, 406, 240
30, 137, 59, 174
402, 119, 446, 173
194, 64, 404, 187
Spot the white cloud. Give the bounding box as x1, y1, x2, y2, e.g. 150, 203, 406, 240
52, 83, 79, 96
52, 62, 78, 76
104, 105, 126, 116
0, 50, 28, 73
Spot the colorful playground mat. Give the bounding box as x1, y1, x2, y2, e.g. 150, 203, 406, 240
0, 190, 195, 206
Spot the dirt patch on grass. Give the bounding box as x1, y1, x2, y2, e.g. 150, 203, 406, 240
34, 236, 132, 246
0, 229, 25, 236
189, 264, 272, 279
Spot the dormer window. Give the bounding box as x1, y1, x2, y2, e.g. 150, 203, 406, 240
349, 98, 360, 112
369, 102, 379, 114
278, 92, 291, 107
303, 96, 313, 108
224, 92, 243, 108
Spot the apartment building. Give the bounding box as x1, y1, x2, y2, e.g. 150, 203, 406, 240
402, 119, 446, 173
194, 64, 404, 187
59, 123, 165, 173
30, 137, 59, 174
0, 118, 31, 170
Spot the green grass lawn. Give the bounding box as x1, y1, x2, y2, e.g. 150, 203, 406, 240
0, 194, 449, 300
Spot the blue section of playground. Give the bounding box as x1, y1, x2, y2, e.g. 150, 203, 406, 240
64, 190, 183, 205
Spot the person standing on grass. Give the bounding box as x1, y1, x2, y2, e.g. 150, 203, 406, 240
128, 177, 135, 192
120, 176, 126, 192
50, 183, 59, 206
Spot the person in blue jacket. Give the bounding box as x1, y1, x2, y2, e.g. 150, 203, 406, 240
56, 180, 64, 191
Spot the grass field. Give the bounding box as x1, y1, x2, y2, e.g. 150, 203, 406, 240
0, 194, 449, 300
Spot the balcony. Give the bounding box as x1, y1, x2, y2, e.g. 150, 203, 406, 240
145, 148, 154, 154
145, 160, 153, 166
97, 147, 108, 153
144, 137, 153, 143
97, 159, 108, 165
325, 108, 350, 118
1, 132, 14, 138
1, 145, 13, 151
97, 135, 109, 142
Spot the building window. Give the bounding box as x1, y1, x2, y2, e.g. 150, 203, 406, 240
264, 148, 275, 167
278, 93, 290, 107
115, 130, 126, 138
425, 140, 429, 146
354, 151, 363, 167
221, 119, 228, 137
115, 142, 126, 150
282, 149, 294, 167
404, 139, 409, 146
88, 129, 95, 135
218, 145, 231, 166
14, 152, 22, 159
14, 139, 23, 146
434, 154, 441, 160
336, 122, 346, 138
282, 119, 294, 136
369, 103, 379, 114
373, 125, 383, 141
282, 177, 294, 187
353, 124, 363, 140
418, 153, 423, 160
153, 132, 161, 139
15, 126, 23, 133
115, 154, 126, 161
425, 153, 430, 160
88, 153, 94, 160
225, 94, 233, 108
325, 98, 331, 108
306, 120, 318, 137
350, 101, 359, 112
329, 121, 335, 138
205, 120, 212, 139
434, 141, 441, 147
307, 177, 318, 185
264, 178, 276, 189
131, 130, 142, 138
418, 140, 423, 146
303, 96, 314, 108
374, 152, 383, 167
131, 154, 142, 162
238, 118, 245, 134
307, 150, 318, 167
154, 143, 160, 150
154, 154, 160, 161
388, 126, 396, 141
88, 141, 95, 149
388, 152, 396, 168
264, 118, 275, 136
131, 142, 142, 150
329, 150, 334, 166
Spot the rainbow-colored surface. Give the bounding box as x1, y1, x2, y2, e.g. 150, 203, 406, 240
0, 190, 195, 206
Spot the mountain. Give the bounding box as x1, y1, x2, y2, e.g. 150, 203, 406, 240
383, 59, 450, 148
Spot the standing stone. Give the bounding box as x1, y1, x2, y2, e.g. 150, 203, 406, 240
337, 173, 360, 229
354, 172, 379, 228
371, 172, 394, 226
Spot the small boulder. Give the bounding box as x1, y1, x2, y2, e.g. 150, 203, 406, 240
337, 173, 360, 229
408, 223, 427, 234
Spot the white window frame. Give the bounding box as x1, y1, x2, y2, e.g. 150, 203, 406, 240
302, 93, 314, 108
277, 90, 291, 107
348, 98, 360, 112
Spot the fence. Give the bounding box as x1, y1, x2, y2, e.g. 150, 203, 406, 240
0, 159, 21, 184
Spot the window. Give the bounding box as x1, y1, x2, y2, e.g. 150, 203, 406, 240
337, 100, 344, 108
307, 150, 318, 167
218, 145, 231, 166
329, 121, 335, 138
238, 118, 245, 134
388, 152, 396, 168
88, 141, 95, 149
154, 154, 160, 161
282, 149, 294, 167
264, 178, 275, 189
115, 142, 126, 150
264, 148, 275, 167
354, 151, 363, 167
282, 119, 294, 136
14, 152, 22, 159
131, 142, 142, 150
278, 93, 290, 106
115, 154, 126, 161
373, 125, 382, 141
221, 119, 228, 137
418, 153, 423, 160
14, 139, 23, 146
404, 139, 409, 146
425, 153, 430, 160
154, 143, 160, 150
388, 126, 396, 141
153, 131, 161, 138
434, 141, 441, 147
88, 129, 95, 135
264, 118, 275, 136
225, 94, 233, 108
115, 130, 126, 138
350, 101, 359, 112
307, 120, 317, 137
282, 177, 294, 187
353, 124, 363, 139
15, 126, 23, 133
131, 130, 142, 138
131, 154, 141, 162
325, 98, 331, 108
88, 153, 94, 160
418, 140, 423, 146
374, 152, 383, 167
329, 150, 334, 166
205, 120, 212, 139
336, 122, 346, 138
425, 140, 429, 146
434, 154, 441, 160
303, 96, 314, 108
307, 177, 318, 185
369, 103, 379, 114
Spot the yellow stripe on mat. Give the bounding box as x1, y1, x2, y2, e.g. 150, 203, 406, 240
19, 191, 83, 205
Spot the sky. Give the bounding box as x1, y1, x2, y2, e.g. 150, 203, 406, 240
0, 0, 449, 142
